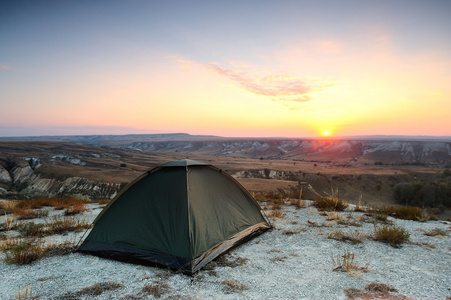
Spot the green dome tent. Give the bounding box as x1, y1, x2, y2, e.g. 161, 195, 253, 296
77, 159, 271, 274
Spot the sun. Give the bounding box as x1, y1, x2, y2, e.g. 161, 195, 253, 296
323, 130, 330, 136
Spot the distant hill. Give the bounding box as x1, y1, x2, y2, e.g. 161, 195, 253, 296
1, 133, 450, 166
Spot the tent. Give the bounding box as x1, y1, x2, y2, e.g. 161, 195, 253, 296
77, 159, 271, 274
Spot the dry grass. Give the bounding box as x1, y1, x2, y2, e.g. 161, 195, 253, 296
328, 230, 366, 244
221, 279, 250, 294
374, 225, 410, 248
141, 281, 172, 298
331, 250, 369, 276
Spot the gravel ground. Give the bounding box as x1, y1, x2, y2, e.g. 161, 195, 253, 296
1, 201, 450, 299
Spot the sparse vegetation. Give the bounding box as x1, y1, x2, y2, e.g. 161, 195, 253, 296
374, 225, 410, 248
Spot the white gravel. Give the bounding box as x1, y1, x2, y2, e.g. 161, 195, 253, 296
1, 201, 450, 299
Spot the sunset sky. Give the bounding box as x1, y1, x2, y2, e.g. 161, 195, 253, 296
1, 1, 450, 138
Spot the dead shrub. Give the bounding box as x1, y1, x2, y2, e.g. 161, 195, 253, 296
374, 225, 410, 248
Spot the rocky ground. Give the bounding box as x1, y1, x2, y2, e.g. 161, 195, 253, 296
1, 200, 450, 299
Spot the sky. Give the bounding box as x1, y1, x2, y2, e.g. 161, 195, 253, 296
1, 0, 451, 138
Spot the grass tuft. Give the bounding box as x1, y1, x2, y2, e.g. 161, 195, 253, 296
331, 250, 369, 276
374, 225, 410, 248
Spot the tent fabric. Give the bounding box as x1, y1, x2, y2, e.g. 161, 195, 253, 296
77, 159, 271, 274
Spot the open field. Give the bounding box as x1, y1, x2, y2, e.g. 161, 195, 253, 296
1, 198, 450, 299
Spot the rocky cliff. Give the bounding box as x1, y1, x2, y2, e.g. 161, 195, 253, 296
0, 158, 122, 199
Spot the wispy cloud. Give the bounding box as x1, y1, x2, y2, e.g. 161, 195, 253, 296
204, 63, 329, 107
0, 65, 11, 70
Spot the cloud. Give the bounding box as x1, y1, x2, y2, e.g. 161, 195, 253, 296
205, 63, 327, 107
0, 65, 11, 70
